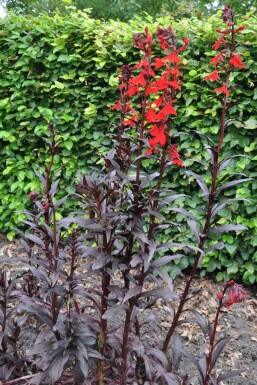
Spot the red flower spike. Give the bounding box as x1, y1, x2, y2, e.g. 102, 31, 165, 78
214, 84, 229, 95
205, 70, 220, 82
229, 54, 246, 69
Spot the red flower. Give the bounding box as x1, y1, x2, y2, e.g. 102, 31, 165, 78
150, 126, 166, 146
234, 25, 245, 33
146, 107, 159, 123
110, 101, 122, 111
129, 72, 146, 87
165, 52, 181, 63
224, 284, 247, 307
151, 78, 169, 91
216, 292, 224, 300
125, 86, 139, 96
178, 37, 189, 52
205, 70, 220, 82
169, 80, 181, 90
152, 58, 165, 68
229, 54, 246, 69
214, 84, 229, 95
210, 53, 224, 66
157, 103, 177, 120
168, 144, 183, 166
134, 60, 149, 69
173, 158, 183, 167
212, 39, 222, 51
151, 95, 164, 108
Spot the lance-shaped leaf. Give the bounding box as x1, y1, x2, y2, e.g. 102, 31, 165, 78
191, 310, 212, 337
143, 241, 157, 272
217, 154, 246, 175
162, 372, 181, 385
34, 168, 46, 188
211, 198, 251, 218
146, 347, 171, 371
216, 178, 251, 194
53, 195, 69, 211
151, 254, 184, 268
25, 234, 45, 248
29, 267, 51, 286
157, 241, 203, 254
140, 172, 160, 188
209, 224, 247, 235
158, 194, 186, 209
205, 242, 224, 252
186, 171, 209, 201
169, 208, 198, 222
140, 288, 178, 300
49, 179, 60, 196
180, 349, 205, 384
217, 369, 245, 383
210, 335, 237, 370
102, 304, 127, 319
122, 286, 142, 303
172, 333, 183, 371
187, 219, 201, 243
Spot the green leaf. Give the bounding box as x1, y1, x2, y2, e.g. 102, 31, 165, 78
244, 117, 257, 129
64, 140, 73, 150
216, 271, 225, 282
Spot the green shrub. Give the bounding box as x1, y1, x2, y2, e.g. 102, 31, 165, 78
0, 10, 256, 283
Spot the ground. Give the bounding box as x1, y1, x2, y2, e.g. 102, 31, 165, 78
0, 236, 256, 385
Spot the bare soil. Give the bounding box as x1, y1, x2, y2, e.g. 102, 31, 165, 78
0, 236, 256, 385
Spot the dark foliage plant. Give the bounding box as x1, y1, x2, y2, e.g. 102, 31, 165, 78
0, 6, 250, 385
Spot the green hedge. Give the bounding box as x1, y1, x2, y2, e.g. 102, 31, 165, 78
0, 10, 256, 284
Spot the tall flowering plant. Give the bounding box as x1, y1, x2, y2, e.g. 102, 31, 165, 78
111, 26, 186, 168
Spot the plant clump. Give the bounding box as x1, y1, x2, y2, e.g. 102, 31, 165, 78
0, 5, 250, 385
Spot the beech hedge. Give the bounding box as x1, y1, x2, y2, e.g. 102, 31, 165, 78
0, 10, 256, 284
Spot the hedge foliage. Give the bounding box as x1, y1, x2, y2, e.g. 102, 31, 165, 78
0, 10, 256, 284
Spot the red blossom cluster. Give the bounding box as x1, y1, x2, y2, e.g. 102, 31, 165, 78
205, 5, 246, 95
111, 26, 188, 166
216, 281, 247, 308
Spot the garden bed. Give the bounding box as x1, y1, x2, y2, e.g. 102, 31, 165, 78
1, 235, 256, 385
